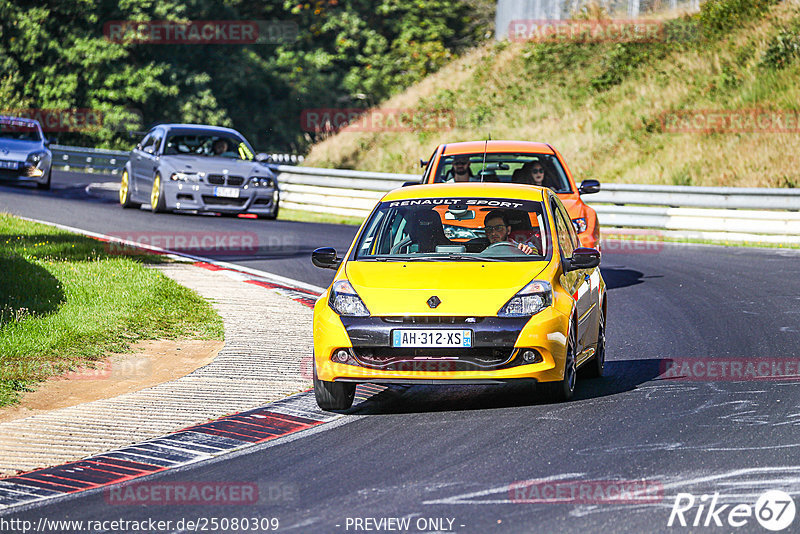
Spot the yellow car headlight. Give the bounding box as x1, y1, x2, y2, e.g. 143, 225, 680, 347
498, 280, 552, 317
329, 280, 370, 317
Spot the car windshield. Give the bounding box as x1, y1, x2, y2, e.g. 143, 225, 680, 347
0, 119, 41, 141
355, 197, 550, 262
163, 133, 253, 160
433, 152, 572, 193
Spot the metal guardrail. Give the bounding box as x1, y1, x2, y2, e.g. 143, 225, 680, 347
51, 144, 129, 174
53, 145, 799, 243
274, 165, 800, 243
50, 145, 303, 174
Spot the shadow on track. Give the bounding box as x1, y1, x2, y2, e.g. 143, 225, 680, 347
600, 266, 653, 290
341, 358, 665, 416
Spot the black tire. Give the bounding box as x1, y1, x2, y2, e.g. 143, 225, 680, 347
313, 363, 356, 411
150, 173, 167, 213
583, 308, 605, 378
119, 169, 141, 209
540, 320, 577, 402
262, 201, 279, 220
36, 166, 51, 190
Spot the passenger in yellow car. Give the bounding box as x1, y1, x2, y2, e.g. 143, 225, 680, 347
484, 210, 535, 255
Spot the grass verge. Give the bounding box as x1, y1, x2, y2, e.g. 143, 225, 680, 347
278, 207, 364, 226
0, 214, 224, 407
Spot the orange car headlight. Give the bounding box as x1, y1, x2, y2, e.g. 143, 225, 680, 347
572, 217, 588, 234
497, 280, 552, 317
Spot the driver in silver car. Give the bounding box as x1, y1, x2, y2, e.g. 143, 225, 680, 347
483, 209, 535, 255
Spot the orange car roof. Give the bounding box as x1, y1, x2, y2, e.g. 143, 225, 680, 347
440, 140, 555, 155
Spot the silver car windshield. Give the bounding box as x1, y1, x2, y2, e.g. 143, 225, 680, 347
0, 119, 41, 141
355, 197, 551, 262
163, 133, 253, 160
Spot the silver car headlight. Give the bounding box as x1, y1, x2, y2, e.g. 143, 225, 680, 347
249, 176, 273, 187
170, 172, 201, 182
572, 218, 588, 234
26, 151, 48, 165
498, 280, 552, 317
328, 280, 370, 317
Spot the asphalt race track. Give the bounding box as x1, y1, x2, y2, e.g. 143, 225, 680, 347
1, 171, 799, 533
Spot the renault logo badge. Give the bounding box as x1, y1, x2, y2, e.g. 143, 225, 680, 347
427, 296, 441, 309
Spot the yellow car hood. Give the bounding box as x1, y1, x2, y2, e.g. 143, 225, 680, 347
345, 261, 548, 316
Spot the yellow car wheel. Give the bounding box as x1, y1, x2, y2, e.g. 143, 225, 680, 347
119, 170, 140, 209
150, 173, 166, 213
313, 359, 356, 411
541, 320, 577, 402
583, 308, 605, 378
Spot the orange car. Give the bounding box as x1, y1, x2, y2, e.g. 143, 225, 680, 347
420, 141, 600, 249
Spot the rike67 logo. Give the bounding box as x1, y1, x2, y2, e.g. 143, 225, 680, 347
668, 490, 796, 531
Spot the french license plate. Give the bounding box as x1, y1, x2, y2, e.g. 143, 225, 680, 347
391, 329, 472, 348
214, 187, 240, 198
0, 160, 19, 170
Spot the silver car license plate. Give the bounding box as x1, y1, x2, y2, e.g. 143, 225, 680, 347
214, 187, 240, 198
0, 160, 19, 170
391, 329, 472, 348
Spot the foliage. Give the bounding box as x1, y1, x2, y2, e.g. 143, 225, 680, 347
761, 22, 800, 69
698, 0, 780, 36
0, 0, 492, 152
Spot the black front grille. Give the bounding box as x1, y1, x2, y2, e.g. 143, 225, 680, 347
381, 316, 484, 325
201, 195, 247, 207
351, 347, 515, 371
207, 174, 245, 186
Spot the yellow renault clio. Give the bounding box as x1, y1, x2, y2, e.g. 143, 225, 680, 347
311, 183, 606, 410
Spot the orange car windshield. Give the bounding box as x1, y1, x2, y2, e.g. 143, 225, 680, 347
433, 153, 571, 193
354, 197, 551, 262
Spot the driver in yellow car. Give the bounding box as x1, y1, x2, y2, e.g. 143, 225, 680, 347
484, 209, 535, 255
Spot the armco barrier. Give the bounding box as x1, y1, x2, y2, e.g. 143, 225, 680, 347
53, 145, 800, 243
51, 144, 129, 174
271, 165, 800, 243
50, 145, 303, 174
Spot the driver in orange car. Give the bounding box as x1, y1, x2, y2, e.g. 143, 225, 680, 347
484, 209, 535, 255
